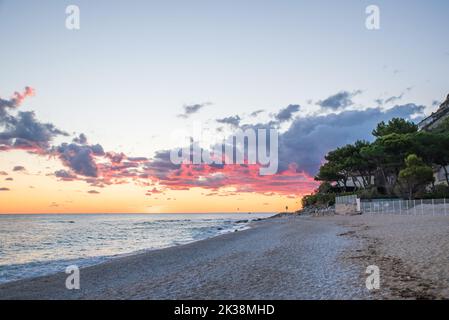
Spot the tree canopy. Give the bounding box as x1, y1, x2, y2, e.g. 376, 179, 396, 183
372, 118, 418, 137
307, 116, 449, 205
398, 154, 434, 200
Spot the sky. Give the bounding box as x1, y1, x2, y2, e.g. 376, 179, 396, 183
1, 0, 448, 213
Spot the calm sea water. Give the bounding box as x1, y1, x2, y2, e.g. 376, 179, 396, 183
0, 213, 274, 284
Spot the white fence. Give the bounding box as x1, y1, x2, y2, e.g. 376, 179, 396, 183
361, 198, 449, 215
335, 194, 357, 205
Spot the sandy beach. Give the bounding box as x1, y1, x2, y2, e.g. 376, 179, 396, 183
1, 214, 448, 300
336, 214, 449, 299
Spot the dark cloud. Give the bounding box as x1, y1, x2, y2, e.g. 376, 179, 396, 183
0, 86, 432, 197
127, 156, 148, 162
54, 169, 77, 181
190, 172, 227, 188
384, 94, 404, 105
375, 88, 412, 106
55, 142, 105, 177
317, 90, 362, 110
178, 102, 211, 118
0, 87, 34, 117
216, 115, 241, 127
274, 104, 300, 122
0, 171, 7, 175
250, 109, 265, 117
144, 150, 180, 180
278, 103, 425, 175
0, 97, 17, 111
13, 166, 26, 172
5, 177, 13, 181
0, 187, 10, 191
1, 90, 139, 182
376, 94, 405, 106
0, 111, 68, 151
73, 133, 88, 144
374, 99, 384, 106
112, 101, 423, 193
105, 152, 126, 164
1, 88, 67, 152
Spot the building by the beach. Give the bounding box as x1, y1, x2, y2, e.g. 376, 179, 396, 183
418, 94, 449, 131
418, 94, 449, 185
337, 94, 449, 191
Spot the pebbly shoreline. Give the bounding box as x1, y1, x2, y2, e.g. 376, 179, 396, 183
1, 214, 448, 299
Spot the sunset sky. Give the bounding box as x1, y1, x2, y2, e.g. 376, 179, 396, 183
1, 0, 448, 213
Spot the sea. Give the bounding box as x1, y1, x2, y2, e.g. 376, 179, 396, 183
0, 213, 274, 284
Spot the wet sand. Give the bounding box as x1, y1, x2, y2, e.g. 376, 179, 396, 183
1, 214, 448, 300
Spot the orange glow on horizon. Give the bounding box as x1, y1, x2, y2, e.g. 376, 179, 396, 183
0, 151, 308, 214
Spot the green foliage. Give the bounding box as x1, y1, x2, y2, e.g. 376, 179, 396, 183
398, 154, 434, 200
412, 132, 449, 185
302, 118, 449, 206
354, 187, 383, 200
304, 117, 449, 204
315, 161, 344, 184
302, 182, 337, 208
315, 140, 374, 191
372, 118, 418, 137
317, 181, 333, 194
301, 193, 335, 208
416, 184, 449, 199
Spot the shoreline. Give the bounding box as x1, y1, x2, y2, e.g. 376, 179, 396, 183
0, 215, 367, 299
0, 217, 267, 288
0, 215, 267, 286
1, 214, 448, 299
